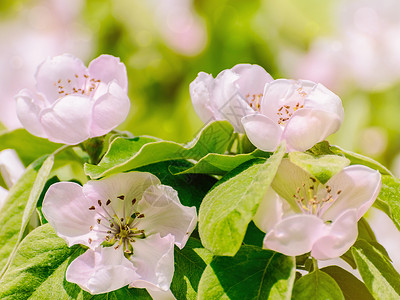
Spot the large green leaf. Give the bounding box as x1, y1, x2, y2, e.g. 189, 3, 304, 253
85, 121, 234, 179
0, 155, 54, 275
330, 145, 393, 176
375, 175, 400, 231
352, 240, 400, 299
171, 238, 214, 300
171, 150, 271, 176
288, 152, 350, 184
0, 224, 151, 299
197, 245, 295, 300
292, 269, 344, 300
320, 266, 373, 300
0, 129, 61, 166
199, 144, 285, 256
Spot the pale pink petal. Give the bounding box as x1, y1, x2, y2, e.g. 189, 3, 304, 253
146, 288, 176, 300
90, 82, 130, 137
253, 188, 284, 233
189, 72, 220, 124
282, 108, 342, 152
0, 149, 25, 188
260, 79, 315, 121
15, 89, 47, 138
321, 165, 381, 222
129, 233, 175, 291
39, 95, 92, 144
241, 114, 283, 152
214, 70, 253, 132
88, 55, 128, 92
231, 64, 274, 97
35, 54, 88, 102
137, 185, 197, 249
263, 214, 328, 256
304, 83, 344, 121
83, 172, 160, 217
42, 182, 100, 248
66, 247, 139, 295
311, 209, 358, 260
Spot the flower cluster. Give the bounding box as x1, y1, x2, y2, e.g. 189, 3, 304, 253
190, 64, 344, 152
7, 54, 386, 298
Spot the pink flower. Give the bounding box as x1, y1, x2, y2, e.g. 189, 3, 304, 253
0, 149, 25, 210
242, 79, 344, 152
190, 66, 343, 152
15, 54, 130, 145
253, 159, 381, 260
42, 172, 197, 295
189, 64, 274, 132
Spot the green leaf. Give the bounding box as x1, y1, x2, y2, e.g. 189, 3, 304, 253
199, 143, 285, 256
330, 145, 393, 176
375, 175, 400, 231
0, 129, 61, 166
0, 224, 151, 299
320, 266, 373, 300
352, 240, 400, 299
171, 238, 214, 300
171, 150, 271, 176
197, 245, 295, 300
0, 155, 54, 275
85, 121, 234, 179
292, 269, 344, 300
288, 152, 350, 184
136, 160, 217, 211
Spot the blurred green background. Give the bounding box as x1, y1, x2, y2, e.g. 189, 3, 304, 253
2, 0, 400, 173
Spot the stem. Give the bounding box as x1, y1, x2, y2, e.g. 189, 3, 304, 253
312, 257, 318, 271
226, 132, 238, 154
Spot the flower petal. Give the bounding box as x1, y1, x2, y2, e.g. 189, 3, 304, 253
189, 72, 221, 124
137, 185, 197, 249
83, 172, 160, 218
282, 108, 342, 152
253, 188, 284, 233
66, 247, 139, 295
213, 69, 253, 132
42, 182, 100, 248
35, 54, 88, 102
129, 233, 175, 291
260, 79, 315, 120
311, 209, 358, 260
88, 55, 128, 92
0, 149, 25, 188
263, 214, 328, 256
241, 113, 283, 152
146, 288, 176, 300
321, 165, 381, 221
90, 81, 131, 137
39, 95, 92, 144
15, 89, 47, 138
304, 83, 344, 121
231, 64, 273, 97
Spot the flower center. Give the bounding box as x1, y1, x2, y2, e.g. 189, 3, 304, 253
276, 87, 308, 126
54, 74, 102, 98
245, 93, 263, 112
87, 195, 146, 256
292, 177, 342, 218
